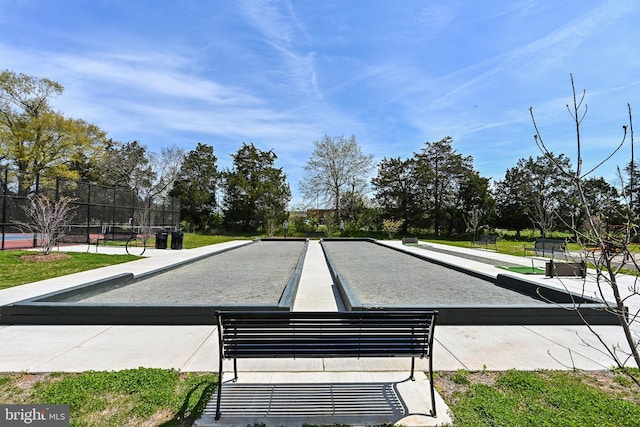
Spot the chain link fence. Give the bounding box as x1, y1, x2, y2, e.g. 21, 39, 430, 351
1, 169, 180, 250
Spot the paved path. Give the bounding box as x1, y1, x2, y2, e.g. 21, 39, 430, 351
292, 239, 341, 311
0, 239, 636, 426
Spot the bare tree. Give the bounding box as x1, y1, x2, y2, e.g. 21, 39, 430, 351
464, 207, 485, 242
300, 135, 373, 220
18, 194, 76, 255
530, 75, 640, 378
135, 145, 184, 240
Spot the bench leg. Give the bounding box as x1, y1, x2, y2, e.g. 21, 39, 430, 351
216, 357, 238, 420
410, 356, 437, 417
429, 356, 437, 417
215, 358, 223, 420
410, 357, 415, 381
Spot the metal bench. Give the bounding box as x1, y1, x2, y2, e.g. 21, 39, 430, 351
471, 234, 498, 250
86, 224, 147, 255
88, 225, 135, 251
215, 310, 439, 420
524, 238, 566, 259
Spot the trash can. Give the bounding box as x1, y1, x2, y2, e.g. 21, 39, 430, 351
155, 230, 168, 249
171, 230, 183, 250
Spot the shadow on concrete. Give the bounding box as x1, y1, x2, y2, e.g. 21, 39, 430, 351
202, 380, 424, 426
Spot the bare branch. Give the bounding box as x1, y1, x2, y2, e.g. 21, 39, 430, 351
530, 74, 640, 376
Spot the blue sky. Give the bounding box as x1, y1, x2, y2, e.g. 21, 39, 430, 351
2, 0, 640, 207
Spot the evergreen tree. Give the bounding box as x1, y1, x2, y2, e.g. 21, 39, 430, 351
414, 137, 475, 236
223, 143, 290, 233
371, 157, 420, 234
170, 143, 219, 231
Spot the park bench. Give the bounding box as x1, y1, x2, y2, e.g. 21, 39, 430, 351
88, 225, 137, 251
56, 225, 117, 249
215, 310, 439, 420
471, 234, 498, 250
524, 238, 566, 259
402, 236, 419, 244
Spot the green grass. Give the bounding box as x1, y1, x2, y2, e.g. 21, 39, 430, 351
180, 233, 249, 249
1, 369, 638, 426
0, 368, 216, 427
439, 370, 640, 427
424, 237, 596, 258
497, 265, 546, 274
422, 237, 527, 257
0, 251, 141, 290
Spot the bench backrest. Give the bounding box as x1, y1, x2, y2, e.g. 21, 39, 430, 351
217, 310, 438, 359
535, 238, 565, 250
402, 236, 419, 244
477, 235, 497, 243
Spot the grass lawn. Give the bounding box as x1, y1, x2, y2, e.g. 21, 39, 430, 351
0, 251, 142, 290
0, 368, 216, 427
418, 237, 528, 256
423, 237, 632, 258
438, 369, 640, 427
0, 369, 638, 426
179, 233, 248, 249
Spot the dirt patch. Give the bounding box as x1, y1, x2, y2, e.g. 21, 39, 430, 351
19, 253, 71, 262
436, 371, 499, 406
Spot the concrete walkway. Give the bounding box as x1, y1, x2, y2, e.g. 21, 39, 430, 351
0, 239, 636, 426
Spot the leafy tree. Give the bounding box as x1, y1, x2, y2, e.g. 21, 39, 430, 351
99, 140, 153, 191
371, 157, 421, 234
450, 170, 494, 235
300, 134, 373, 220
526, 154, 574, 235
495, 153, 573, 236
169, 143, 218, 231
340, 190, 367, 229
98, 140, 183, 230
0, 70, 108, 195
414, 137, 475, 236
494, 166, 530, 235
581, 176, 624, 228
223, 143, 290, 233
101, 141, 183, 200
624, 160, 640, 218
382, 218, 404, 238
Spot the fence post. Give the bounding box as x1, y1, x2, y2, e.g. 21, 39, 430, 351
1, 169, 7, 250
32, 173, 40, 248
112, 186, 116, 225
